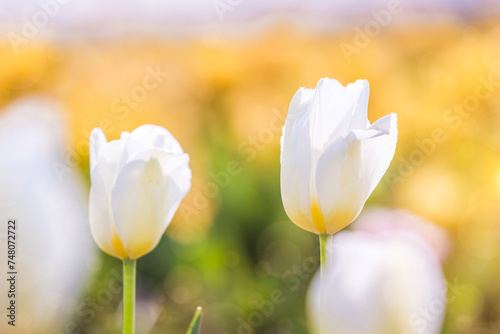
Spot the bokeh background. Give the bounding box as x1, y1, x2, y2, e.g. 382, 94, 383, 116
1, 0, 500, 333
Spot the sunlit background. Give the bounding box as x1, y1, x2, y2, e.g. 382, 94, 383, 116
1, 0, 500, 333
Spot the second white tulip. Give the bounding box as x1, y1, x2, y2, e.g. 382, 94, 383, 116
280, 78, 398, 234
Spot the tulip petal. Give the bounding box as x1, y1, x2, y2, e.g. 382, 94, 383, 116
158, 152, 191, 225
280, 87, 319, 233
351, 113, 398, 196
128, 149, 192, 227
111, 158, 167, 259
89, 169, 122, 259
89, 127, 107, 173
347, 79, 370, 130
120, 130, 130, 139
90, 129, 134, 196
111, 153, 191, 259
308, 78, 357, 150
314, 136, 361, 233
89, 128, 131, 259
315, 113, 397, 233
129, 124, 184, 154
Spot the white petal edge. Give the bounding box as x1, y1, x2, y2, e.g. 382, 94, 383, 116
308, 78, 356, 151
346, 79, 370, 130
314, 113, 397, 233
89, 168, 121, 258
280, 87, 317, 233
89, 127, 107, 173
355, 113, 398, 197
129, 124, 184, 154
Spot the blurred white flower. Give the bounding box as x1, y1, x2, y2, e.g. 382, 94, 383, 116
0, 97, 94, 333
354, 207, 451, 261
89, 124, 191, 260
307, 209, 447, 334
280, 78, 397, 235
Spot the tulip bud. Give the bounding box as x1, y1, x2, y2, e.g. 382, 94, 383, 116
280, 78, 398, 234
89, 124, 192, 259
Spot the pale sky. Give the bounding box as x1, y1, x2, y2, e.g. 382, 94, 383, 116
0, 0, 498, 37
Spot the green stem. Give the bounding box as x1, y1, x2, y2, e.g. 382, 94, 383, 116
319, 233, 329, 334
319, 233, 328, 276
123, 259, 136, 334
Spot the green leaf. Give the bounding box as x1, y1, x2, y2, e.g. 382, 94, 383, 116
186, 306, 202, 334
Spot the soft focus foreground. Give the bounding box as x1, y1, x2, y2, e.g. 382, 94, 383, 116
307, 208, 448, 334
0, 17, 499, 334
0, 98, 94, 333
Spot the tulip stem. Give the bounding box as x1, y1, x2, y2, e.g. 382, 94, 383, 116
319, 233, 329, 292
319, 233, 329, 334
319, 233, 328, 267
123, 259, 136, 334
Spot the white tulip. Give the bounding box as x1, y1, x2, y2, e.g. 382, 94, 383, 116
354, 207, 451, 262
280, 78, 398, 234
0, 97, 94, 333
89, 124, 191, 260
307, 213, 447, 334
